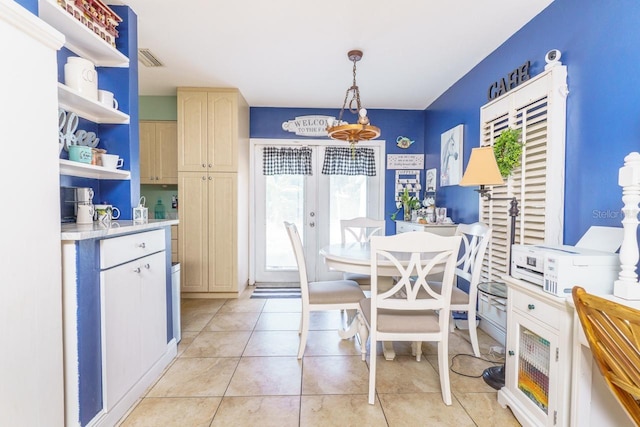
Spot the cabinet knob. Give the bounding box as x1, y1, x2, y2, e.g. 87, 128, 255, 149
208, 176, 212, 180
139, 242, 146, 249
144, 263, 150, 269
202, 163, 206, 168
527, 304, 535, 310
508, 350, 515, 356
202, 176, 206, 180
133, 267, 141, 273
208, 163, 212, 168
155, 176, 159, 180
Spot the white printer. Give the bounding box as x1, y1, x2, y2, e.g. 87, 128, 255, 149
511, 244, 620, 296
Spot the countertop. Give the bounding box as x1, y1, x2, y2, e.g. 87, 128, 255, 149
61, 219, 179, 241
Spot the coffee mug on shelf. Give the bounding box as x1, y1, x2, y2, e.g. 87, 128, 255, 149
76, 204, 95, 224
95, 204, 120, 224
98, 90, 118, 110
101, 153, 123, 169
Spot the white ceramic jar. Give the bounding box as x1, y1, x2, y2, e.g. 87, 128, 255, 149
64, 56, 98, 100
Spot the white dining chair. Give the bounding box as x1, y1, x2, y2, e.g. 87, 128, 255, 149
415, 222, 492, 359
284, 222, 367, 359
340, 217, 385, 289
358, 231, 462, 405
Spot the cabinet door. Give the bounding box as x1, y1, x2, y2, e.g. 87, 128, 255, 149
178, 172, 209, 292
208, 173, 237, 291
155, 121, 178, 184
178, 90, 208, 172
207, 91, 237, 172
506, 310, 560, 426
101, 261, 143, 410
140, 251, 167, 368
139, 122, 156, 184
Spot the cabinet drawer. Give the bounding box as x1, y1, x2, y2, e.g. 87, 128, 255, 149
101, 229, 166, 269
511, 289, 559, 330
396, 222, 423, 233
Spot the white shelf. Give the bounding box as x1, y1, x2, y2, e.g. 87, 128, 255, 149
60, 159, 131, 180
58, 83, 129, 124
38, 0, 129, 67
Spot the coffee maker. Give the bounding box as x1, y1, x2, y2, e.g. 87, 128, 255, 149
60, 186, 94, 223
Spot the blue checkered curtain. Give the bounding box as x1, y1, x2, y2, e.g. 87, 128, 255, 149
263, 147, 312, 175
322, 146, 376, 176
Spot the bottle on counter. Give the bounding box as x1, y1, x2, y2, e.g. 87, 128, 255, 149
154, 199, 166, 219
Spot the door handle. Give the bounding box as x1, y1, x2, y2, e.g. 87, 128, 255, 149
309, 222, 315, 227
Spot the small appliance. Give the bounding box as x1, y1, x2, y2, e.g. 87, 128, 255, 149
511, 244, 620, 296
60, 186, 94, 223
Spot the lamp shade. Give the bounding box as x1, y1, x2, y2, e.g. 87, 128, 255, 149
459, 146, 505, 187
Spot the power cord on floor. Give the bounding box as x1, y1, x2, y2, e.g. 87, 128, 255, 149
449, 349, 505, 378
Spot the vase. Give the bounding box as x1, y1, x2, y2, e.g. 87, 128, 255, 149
403, 203, 411, 221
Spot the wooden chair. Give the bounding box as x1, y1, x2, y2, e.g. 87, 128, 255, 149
358, 231, 462, 405
416, 222, 491, 358
284, 222, 367, 359
340, 217, 385, 289
572, 286, 640, 425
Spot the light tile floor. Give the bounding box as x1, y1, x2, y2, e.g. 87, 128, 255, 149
118, 290, 520, 426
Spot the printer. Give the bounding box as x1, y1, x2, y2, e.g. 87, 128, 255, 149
511, 244, 620, 296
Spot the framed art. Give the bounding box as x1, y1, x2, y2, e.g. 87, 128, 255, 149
440, 124, 464, 186
426, 168, 437, 192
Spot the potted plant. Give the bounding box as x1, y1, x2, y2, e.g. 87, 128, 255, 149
391, 188, 421, 221
493, 128, 523, 177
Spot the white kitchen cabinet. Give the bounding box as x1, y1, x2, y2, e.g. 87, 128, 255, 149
395, 220, 457, 235
100, 230, 167, 410
498, 276, 573, 427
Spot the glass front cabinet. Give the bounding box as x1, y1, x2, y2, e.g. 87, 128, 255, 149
499, 277, 574, 427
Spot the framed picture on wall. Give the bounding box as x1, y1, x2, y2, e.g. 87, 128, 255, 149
426, 168, 437, 192
440, 124, 464, 186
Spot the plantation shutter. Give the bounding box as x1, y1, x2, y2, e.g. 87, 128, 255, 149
479, 66, 568, 281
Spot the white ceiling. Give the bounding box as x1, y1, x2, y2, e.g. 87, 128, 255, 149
108, 0, 553, 110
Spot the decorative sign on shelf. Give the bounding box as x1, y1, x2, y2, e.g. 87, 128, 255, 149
487, 60, 531, 101
282, 115, 336, 137
387, 154, 424, 170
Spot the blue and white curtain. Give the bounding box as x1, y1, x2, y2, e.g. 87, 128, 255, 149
262, 147, 312, 175
322, 146, 376, 176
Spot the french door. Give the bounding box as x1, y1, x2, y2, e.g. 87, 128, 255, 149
251, 139, 385, 284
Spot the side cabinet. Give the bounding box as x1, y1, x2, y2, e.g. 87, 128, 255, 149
498, 276, 573, 427
140, 121, 178, 184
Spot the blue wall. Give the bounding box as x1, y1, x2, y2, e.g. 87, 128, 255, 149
252, 0, 640, 245
426, 0, 640, 245
250, 107, 425, 234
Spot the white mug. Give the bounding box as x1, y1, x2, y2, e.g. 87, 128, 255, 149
101, 153, 123, 169
98, 90, 118, 110
76, 204, 95, 224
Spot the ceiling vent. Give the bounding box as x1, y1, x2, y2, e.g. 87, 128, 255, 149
138, 48, 164, 67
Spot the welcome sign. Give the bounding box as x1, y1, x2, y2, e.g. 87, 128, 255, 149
282, 115, 336, 137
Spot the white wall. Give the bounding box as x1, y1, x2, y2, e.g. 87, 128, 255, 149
0, 1, 65, 425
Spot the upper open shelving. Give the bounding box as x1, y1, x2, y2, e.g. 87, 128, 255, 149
58, 83, 130, 124
59, 159, 131, 180
38, 0, 129, 67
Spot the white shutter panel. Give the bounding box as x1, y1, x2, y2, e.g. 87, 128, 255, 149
479, 66, 568, 282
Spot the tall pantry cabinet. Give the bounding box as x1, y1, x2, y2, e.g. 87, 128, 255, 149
177, 88, 249, 297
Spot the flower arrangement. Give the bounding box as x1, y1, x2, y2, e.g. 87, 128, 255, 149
390, 188, 422, 221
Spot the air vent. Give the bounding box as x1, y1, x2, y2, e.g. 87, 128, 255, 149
138, 48, 164, 67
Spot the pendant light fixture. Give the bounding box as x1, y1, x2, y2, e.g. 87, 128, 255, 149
326, 50, 380, 148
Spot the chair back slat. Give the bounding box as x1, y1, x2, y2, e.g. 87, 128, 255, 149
284, 222, 310, 304
572, 286, 640, 424
341, 217, 385, 244
370, 232, 462, 320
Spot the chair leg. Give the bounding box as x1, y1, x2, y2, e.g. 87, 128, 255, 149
438, 340, 452, 405
357, 313, 369, 361
297, 309, 310, 359
368, 333, 377, 405
411, 341, 423, 362
467, 312, 481, 357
